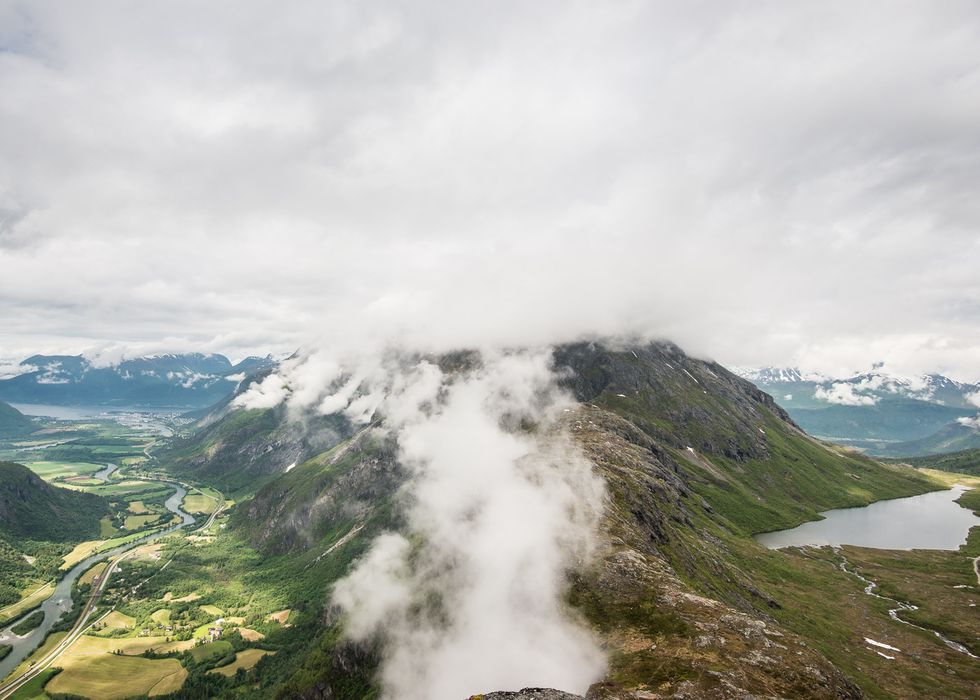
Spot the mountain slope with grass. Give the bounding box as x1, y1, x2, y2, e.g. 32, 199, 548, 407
0, 461, 108, 541
151, 341, 967, 699
0, 400, 35, 438
886, 447, 980, 475
156, 376, 355, 495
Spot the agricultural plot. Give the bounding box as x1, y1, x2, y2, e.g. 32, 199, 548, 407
189, 639, 232, 662
24, 460, 103, 482
208, 648, 275, 677
0, 581, 54, 625
44, 649, 188, 699
99, 517, 117, 537
79, 562, 108, 586
123, 514, 159, 530
100, 611, 136, 630
127, 500, 151, 513
60, 531, 156, 570
180, 493, 217, 514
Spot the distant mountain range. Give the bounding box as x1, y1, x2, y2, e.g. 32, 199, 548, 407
0, 353, 276, 409
734, 366, 980, 456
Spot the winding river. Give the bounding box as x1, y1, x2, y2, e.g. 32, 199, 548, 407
0, 483, 195, 681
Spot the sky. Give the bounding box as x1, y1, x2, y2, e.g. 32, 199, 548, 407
1, 1, 978, 380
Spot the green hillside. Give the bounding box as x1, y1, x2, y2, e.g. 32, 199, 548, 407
0, 461, 108, 541
181, 341, 957, 698
157, 403, 353, 495
0, 400, 35, 438
886, 447, 980, 475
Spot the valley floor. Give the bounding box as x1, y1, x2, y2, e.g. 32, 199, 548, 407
2, 400, 979, 699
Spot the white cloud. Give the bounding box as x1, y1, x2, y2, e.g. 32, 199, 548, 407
233, 373, 289, 410
331, 351, 605, 699
966, 391, 980, 409
0, 2, 978, 377
0, 360, 36, 380
956, 415, 980, 430
814, 382, 879, 406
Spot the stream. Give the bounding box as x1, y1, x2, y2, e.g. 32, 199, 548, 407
0, 483, 195, 681
835, 548, 978, 659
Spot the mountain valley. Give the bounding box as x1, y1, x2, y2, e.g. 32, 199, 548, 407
1, 342, 976, 699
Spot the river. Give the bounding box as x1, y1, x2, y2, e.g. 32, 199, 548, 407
0, 483, 195, 680
756, 486, 978, 550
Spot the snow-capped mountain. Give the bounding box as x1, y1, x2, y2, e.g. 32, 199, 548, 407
735, 366, 980, 409
733, 365, 980, 456
0, 353, 275, 408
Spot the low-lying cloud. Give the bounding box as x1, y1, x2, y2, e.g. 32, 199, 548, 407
256, 349, 607, 697
1, 2, 979, 379
814, 382, 879, 407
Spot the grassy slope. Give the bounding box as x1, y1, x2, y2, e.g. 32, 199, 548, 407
0, 461, 108, 542
97, 341, 958, 699
0, 402, 34, 439
887, 447, 980, 475
158, 406, 352, 497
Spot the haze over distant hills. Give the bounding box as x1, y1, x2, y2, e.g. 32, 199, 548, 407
0, 353, 275, 409
736, 366, 980, 456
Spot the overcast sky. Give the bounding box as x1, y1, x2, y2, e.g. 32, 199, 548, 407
1, 1, 978, 379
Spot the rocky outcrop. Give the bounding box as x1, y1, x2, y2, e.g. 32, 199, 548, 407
469, 690, 585, 700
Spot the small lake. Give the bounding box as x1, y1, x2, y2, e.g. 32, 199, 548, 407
756, 486, 978, 550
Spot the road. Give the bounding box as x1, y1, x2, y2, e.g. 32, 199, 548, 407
0, 544, 134, 698
0, 481, 223, 699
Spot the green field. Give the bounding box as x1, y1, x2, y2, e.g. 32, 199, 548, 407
60, 530, 160, 570
208, 648, 275, 677
7, 667, 59, 699
98, 516, 117, 537
181, 493, 218, 514
23, 460, 103, 482
0, 581, 55, 625
150, 608, 171, 625
189, 639, 232, 662
123, 514, 159, 530
45, 652, 187, 699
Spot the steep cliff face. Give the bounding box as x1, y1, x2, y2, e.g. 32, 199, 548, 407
158, 402, 354, 495
234, 427, 403, 556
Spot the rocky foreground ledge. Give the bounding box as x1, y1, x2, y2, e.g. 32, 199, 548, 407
467, 690, 584, 700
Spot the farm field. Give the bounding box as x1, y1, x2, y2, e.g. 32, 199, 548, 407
180, 493, 217, 514
44, 649, 187, 699
0, 581, 54, 625
23, 461, 102, 482
123, 514, 158, 530
189, 639, 232, 662
60, 531, 157, 570
79, 562, 107, 587
208, 648, 274, 677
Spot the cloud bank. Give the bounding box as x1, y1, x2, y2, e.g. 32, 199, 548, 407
303, 351, 607, 698
1, 2, 979, 378
813, 382, 879, 407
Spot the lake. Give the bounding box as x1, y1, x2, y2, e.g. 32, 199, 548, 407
756, 486, 978, 550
